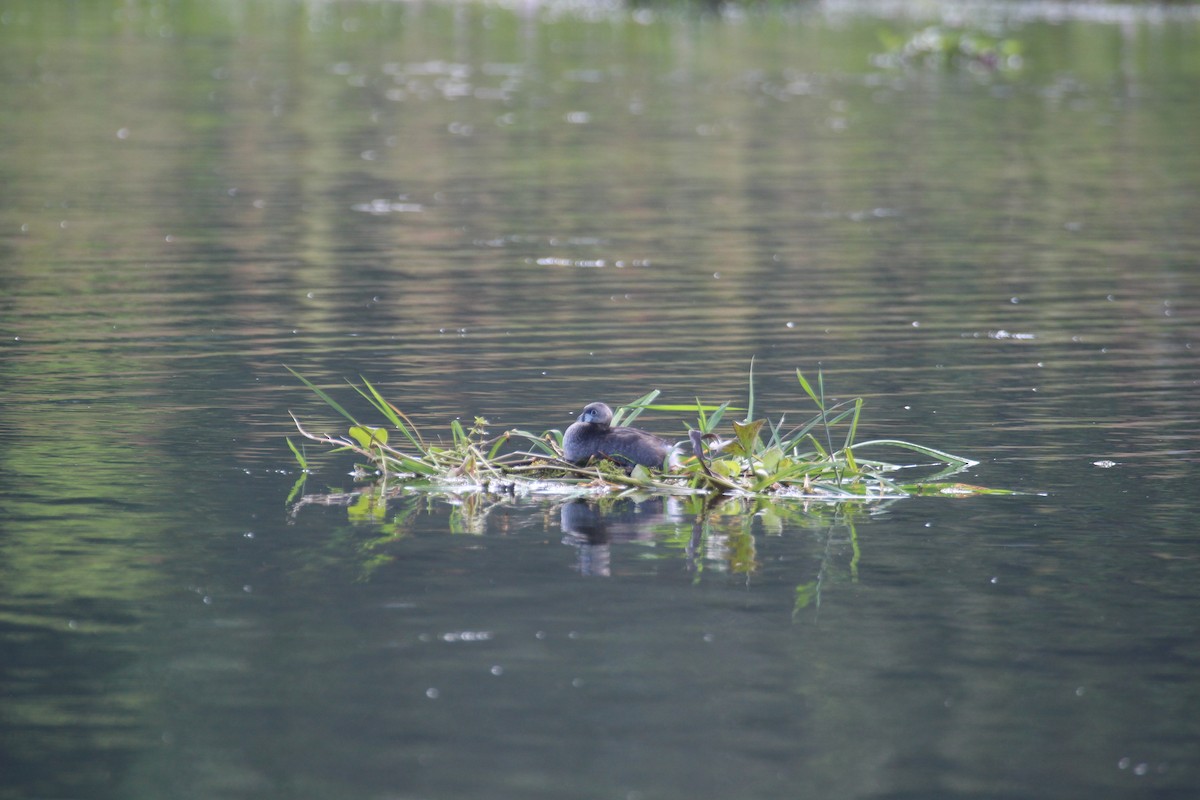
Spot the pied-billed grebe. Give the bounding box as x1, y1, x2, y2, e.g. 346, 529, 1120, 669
563, 402, 675, 469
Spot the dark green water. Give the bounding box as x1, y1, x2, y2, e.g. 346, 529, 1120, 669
2, 1, 1199, 798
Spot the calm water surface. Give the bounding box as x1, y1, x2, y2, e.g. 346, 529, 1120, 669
2, 1, 1199, 798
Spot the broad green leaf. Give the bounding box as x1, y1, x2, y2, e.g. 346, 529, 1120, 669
759, 446, 784, 473
349, 425, 388, 449
713, 459, 742, 478
733, 419, 765, 456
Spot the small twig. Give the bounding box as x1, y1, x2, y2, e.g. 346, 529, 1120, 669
290, 412, 370, 457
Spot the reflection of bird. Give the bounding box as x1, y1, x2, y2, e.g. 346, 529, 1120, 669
560, 497, 684, 577
562, 402, 675, 469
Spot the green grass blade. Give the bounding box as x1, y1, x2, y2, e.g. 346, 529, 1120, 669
287, 366, 362, 426
765, 414, 786, 448
286, 437, 309, 471
500, 429, 559, 457
354, 376, 402, 428
388, 453, 440, 476
842, 397, 863, 451
706, 400, 731, 433
848, 439, 979, 467
616, 389, 661, 427
796, 369, 819, 406
745, 356, 756, 424
353, 376, 426, 453
450, 419, 467, 448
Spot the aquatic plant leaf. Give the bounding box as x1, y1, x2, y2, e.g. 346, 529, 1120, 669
355, 376, 403, 428
745, 356, 756, 424
387, 454, 439, 476
349, 425, 388, 449
807, 435, 829, 459
712, 459, 742, 478
486, 432, 510, 460
842, 398, 863, 452
286, 437, 309, 471
759, 446, 784, 473
615, 389, 661, 427
354, 376, 426, 452
287, 366, 362, 426
732, 419, 765, 457
901, 482, 1018, 497
505, 428, 559, 456
706, 401, 731, 433
796, 369, 819, 405
849, 439, 979, 467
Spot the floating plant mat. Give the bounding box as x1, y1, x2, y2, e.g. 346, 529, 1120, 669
285, 367, 1012, 510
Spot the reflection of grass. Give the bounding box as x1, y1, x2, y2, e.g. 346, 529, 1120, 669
290, 486, 874, 614
874, 26, 1023, 73
287, 365, 1005, 500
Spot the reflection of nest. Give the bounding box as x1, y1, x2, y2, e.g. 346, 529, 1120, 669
287, 480, 877, 611
288, 488, 367, 514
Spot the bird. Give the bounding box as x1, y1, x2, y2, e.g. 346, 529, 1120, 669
562, 402, 676, 470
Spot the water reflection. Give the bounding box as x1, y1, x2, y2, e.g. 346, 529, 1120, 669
290, 479, 873, 617
560, 496, 685, 576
